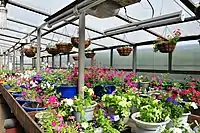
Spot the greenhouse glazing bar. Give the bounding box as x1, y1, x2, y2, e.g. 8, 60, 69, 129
36, 28, 41, 73
12, 47, 16, 73
20, 47, 24, 72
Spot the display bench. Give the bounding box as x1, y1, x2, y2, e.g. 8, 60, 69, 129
0, 85, 43, 133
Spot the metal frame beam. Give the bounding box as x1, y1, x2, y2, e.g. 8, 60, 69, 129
179, 0, 197, 14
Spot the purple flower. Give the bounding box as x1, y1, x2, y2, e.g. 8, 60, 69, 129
110, 115, 115, 121
166, 97, 179, 105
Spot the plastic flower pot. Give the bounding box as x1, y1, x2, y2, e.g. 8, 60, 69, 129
167, 112, 191, 127
22, 102, 46, 112
131, 112, 170, 133
16, 97, 30, 105
32, 76, 44, 83
57, 86, 78, 98
104, 85, 116, 94
94, 85, 116, 97
73, 102, 97, 121
140, 82, 150, 89
12, 92, 22, 98
4, 85, 12, 89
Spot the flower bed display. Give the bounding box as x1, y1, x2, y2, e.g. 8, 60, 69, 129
71, 37, 91, 49
1, 65, 200, 133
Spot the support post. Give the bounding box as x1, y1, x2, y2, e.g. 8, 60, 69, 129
78, 12, 85, 97
52, 56, 54, 68
110, 48, 113, 67
168, 53, 172, 72
36, 28, 41, 72
67, 53, 70, 64
47, 57, 49, 64
132, 46, 137, 73
59, 54, 62, 68
3, 53, 6, 70
7, 51, 10, 70
20, 47, 24, 72
12, 47, 16, 73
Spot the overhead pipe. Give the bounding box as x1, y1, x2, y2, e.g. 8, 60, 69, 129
105, 12, 185, 37
105, 11, 183, 33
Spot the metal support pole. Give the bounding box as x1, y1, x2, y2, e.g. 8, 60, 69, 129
7, 51, 10, 70
12, 47, 16, 73
132, 46, 137, 73
67, 53, 70, 64
59, 55, 62, 68
110, 49, 113, 67
168, 53, 172, 72
3, 53, 6, 70
52, 56, 54, 68
78, 12, 85, 97
47, 57, 49, 64
20, 47, 24, 72
36, 28, 41, 72
41, 57, 44, 62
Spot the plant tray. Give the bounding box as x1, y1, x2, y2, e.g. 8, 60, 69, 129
157, 43, 176, 53
71, 37, 91, 49
56, 43, 73, 53
117, 47, 133, 56
85, 53, 96, 58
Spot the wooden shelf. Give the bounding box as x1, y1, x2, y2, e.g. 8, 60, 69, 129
0, 85, 43, 133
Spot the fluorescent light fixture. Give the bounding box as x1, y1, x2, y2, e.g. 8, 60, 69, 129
104, 11, 185, 36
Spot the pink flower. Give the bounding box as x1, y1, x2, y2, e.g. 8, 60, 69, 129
55, 126, 62, 132
48, 96, 58, 104
68, 116, 75, 121
57, 116, 63, 122
52, 121, 56, 127
22, 91, 26, 96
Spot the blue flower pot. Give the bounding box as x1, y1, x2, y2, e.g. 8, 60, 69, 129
16, 97, 30, 105
4, 85, 12, 89
57, 86, 78, 98
12, 92, 22, 98
94, 85, 116, 97
104, 85, 116, 94
22, 102, 46, 112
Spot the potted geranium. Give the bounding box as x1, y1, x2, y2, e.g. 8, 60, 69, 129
46, 43, 59, 55
153, 29, 181, 53
56, 42, 73, 53
71, 37, 91, 49
73, 86, 97, 121
117, 46, 132, 56
131, 100, 170, 133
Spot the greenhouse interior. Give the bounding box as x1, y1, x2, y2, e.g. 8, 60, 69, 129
0, 0, 200, 133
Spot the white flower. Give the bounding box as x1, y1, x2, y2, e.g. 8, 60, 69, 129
169, 128, 182, 133
88, 88, 94, 95
66, 99, 73, 106
82, 86, 88, 91
81, 122, 89, 129
46, 82, 50, 88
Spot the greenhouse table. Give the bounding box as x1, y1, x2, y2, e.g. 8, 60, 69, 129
0, 85, 43, 133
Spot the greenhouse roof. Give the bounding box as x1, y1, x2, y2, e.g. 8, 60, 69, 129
0, 0, 200, 55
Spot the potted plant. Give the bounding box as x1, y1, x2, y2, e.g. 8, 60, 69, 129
131, 100, 170, 133
153, 29, 181, 53
71, 37, 91, 49
46, 43, 59, 55
117, 46, 132, 56
111, 0, 141, 7
72, 55, 79, 61
139, 75, 150, 89
23, 45, 37, 57
73, 86, 97, 121
55, 66, 78, 99
56, 42, 73, 53
85, 50, 96, 58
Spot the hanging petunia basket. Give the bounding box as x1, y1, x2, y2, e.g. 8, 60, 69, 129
85, 52, 96, 58
24, 46, 37, 58
71, 37, 91, 49
157, 43, 176, 53
56, 43, 73, 53
46, 48, 59, 55
72, 55, 79, 61
117, 46, 133, 56
112, 0, 141, 7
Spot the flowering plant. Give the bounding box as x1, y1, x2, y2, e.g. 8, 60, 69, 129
125, 72, 139, 88
153, 29, 181, 52
138, 75, 150, 82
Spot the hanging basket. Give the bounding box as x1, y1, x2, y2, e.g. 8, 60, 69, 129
72, 56, 79, 61
117, 47, 133, 56
157, 43, 176, 53
85, 53, 96, 58
71, 37, 91, 49
112, 0, 141, 7
24, 46, 36, 58
46, 48, 59, 55
56, 43, 73, 53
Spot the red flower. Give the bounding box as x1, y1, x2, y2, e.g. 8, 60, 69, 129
192, 96, 197, 102
180, 90, 190, 95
